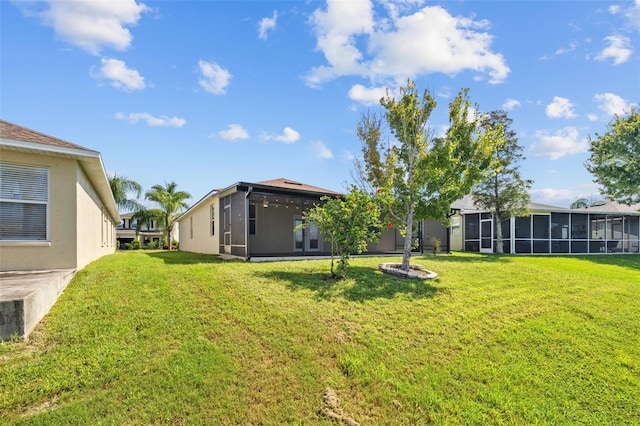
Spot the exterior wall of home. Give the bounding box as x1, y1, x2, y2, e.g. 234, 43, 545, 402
178, 196, 219, 254
0, 149, 77, 271
423, 219, 448, 250
249, 199, 332, 256
75, 165, 116, 269
449, 213, 464, 251
367, 227, 397, 252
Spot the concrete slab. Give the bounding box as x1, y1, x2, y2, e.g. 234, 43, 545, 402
0, 269, 75, 340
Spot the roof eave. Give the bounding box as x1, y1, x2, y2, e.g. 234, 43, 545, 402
1, 138, 120, 223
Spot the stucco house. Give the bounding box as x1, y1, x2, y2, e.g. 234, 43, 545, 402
116, 212, 166, 248
1, 119, 120, 339
178, 178, 448, 259
450, 196, 640, 254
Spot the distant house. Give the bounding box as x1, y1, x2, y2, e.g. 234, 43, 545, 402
0, 119, 120, 270
450, 196, 640, 254
116, 212, 165, 248
177, 178, 448, 259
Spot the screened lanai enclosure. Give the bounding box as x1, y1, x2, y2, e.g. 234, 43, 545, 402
462, 210, 640, 254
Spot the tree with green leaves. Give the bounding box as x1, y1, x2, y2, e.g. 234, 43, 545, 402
570, 198, 589, 209
131, 207, 164, 236
471, 110, 532, 254
356, 80, 498, 271
585, 107, 639, 205
300, 186, 382, 279
145, 181, 191, 250
569, 198, 606, 209
109, 173, 142, 213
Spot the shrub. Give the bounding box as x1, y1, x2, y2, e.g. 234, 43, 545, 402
125, 240, 141, 250
431, 237, 441, 255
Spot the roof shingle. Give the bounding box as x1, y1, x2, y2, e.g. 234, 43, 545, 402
0, 119, 94, 152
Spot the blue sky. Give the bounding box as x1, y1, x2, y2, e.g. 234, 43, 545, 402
2, 0, 638, 209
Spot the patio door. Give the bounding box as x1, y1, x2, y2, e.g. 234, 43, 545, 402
294, 217, 320, 252
480, 213, 493, 253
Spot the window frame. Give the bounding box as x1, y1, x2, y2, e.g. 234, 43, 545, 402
0, 162, 49, 243
210, 204, 215, 236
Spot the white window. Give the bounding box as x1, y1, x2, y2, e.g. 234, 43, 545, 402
0, 163, 49, 241
451, 216, 461, 235
210, 204, 215, 236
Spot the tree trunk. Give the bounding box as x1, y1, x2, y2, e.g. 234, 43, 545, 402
495, 212, 504, 254
401, 207, 414, 271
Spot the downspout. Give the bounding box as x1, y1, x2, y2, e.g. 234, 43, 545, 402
446, 208, 459, 254
301, 195, 306, 257
245, 187, 252, 260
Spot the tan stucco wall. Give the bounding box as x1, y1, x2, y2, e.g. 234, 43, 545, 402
1, 150, 77, 271
1, 149, 116, 271
178, 196, 219, 254
76, 165, 116, 270
450, 213, 463, 251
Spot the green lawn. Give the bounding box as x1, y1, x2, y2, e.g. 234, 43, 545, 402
1, 251, 639, 424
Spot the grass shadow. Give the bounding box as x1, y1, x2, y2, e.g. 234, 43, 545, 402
419, 253, 514, 264
144, 250, 225, 265
255, 265, 444, 302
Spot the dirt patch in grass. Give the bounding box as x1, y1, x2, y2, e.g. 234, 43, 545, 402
320, 387, 360, 426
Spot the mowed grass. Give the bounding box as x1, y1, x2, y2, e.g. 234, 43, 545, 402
1, 251, 639, 424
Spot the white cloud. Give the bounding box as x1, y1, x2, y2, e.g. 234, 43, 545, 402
217, 124, 249, 141
348, 84, 388, 106
198, 60, 232, 95
261, 127, 300, 144
258, 11, 278, 40
306, 2, 509, 87
436, 86, 451, 98
341, 150, 355, 161
115, 112, 186, 127
275, 127, 300, 143
531, 184, 602, 208
93, 58, 145, 91
531, 188, 577, 207
502, 98, 521, 110
20, 0, 149, 55
313, 141, 333, 159
554, 41, 578, 56
530, 127, 587, 160
595, 35, 632, 65
626, 0, 640, 31
587, 113, 599, 121
609, 5, 621, 15
594, 92, 634, 116
546, 96, 578, 119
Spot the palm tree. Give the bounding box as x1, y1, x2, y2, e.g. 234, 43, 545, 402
145, 181, 191, 250
109, 173, 142, 213
131, 207, 164, 235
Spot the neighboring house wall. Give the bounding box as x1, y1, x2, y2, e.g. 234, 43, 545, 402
423, 219, 448, 250
1, 124, 119, 271
179, 196, 219, 255
76, 165, 116, 270
367, 227, 396, 252
249, 202, 329, 255
449, 214, 463, 251
1, 149, 78, 270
